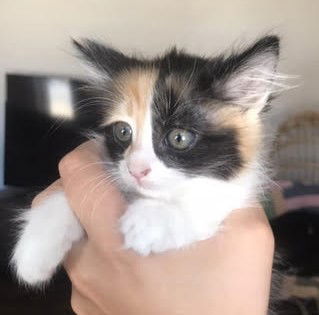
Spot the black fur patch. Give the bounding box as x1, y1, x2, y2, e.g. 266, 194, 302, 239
72, 39, 143, 76
151, 77, 242, 179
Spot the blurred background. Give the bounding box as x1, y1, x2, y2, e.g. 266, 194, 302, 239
0, 1, 319, 314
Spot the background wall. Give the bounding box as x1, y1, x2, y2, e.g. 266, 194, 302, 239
1, 0, 319, 189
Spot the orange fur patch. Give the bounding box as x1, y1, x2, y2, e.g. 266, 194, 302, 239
213, 106, 262, 165
104, 68, 158, 134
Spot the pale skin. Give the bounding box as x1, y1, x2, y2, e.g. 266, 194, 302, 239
33, 142, 275, 315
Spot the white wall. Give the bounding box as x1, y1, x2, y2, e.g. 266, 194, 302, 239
1, 0, 319, 188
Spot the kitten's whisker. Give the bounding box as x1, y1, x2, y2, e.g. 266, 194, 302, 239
79, 172, 110, 206
70, 161, 113, 175
170, 59, 198, 111
90, 177, 121, 216
63, 161, 114, 192
79, 172, 116, 211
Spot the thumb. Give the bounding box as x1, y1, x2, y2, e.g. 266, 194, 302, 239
59, 141, 126, 245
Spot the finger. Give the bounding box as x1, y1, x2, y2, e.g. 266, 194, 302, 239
59, 141, 126, 244
63, 239, 87, 281
64, 240, 115, 311
71, 288, 105, 315
31, 179, 63, 207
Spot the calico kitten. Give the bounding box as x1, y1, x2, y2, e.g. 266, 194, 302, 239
12, 35, 282, 286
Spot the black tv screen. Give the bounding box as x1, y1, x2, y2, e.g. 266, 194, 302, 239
4, 74, 99, 187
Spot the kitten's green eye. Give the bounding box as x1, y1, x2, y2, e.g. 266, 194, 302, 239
167, 129, 196, 150
113, 121, 132, 143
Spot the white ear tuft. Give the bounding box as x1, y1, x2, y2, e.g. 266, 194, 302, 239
215, 36, 296, 110
224, 53, 288, 108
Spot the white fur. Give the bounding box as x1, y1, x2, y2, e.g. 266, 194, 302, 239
120, 171, 258, 255
223, 53, 293, 109
11, 191, 83, 285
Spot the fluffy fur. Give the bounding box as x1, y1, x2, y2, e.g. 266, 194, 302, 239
12, 35, 281, 286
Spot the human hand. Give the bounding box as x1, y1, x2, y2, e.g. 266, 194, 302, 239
54, 141, 274, 315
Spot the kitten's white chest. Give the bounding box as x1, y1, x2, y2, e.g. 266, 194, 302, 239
120, 175, 254, 255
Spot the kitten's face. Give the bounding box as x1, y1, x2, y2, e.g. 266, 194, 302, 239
102, 69, 186, 196
74, 36, 280, 197
101, 69, 261, 197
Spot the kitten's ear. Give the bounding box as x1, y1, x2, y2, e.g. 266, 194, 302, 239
215, 36, 281, 110
72, 39, 130, 79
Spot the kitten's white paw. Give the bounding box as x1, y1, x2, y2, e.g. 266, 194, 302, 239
11, 191, 84, 286
120, 199, 205, 256
12, 241, 56, 285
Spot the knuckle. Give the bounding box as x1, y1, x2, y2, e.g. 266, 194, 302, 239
246, 220, 275, 250
75, 272, 90, 291
58, 153, 71, 176
68, 271, 90, 299
58, 151, 80, 177
64, 247, 91, 292
58, 141, 96, 177
253, 219, 274, 238
66, 265, 92, 295
70, 292, 82, 315
31, 194, 42, 207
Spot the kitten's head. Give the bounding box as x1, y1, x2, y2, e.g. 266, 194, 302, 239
74, 36, 280, 197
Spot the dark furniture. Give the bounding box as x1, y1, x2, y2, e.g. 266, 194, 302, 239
4, 74, 98, 187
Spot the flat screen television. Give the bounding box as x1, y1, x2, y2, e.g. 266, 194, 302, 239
4, 74, 99, 187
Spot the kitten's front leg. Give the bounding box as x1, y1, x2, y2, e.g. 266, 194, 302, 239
120, 199, 217, 256
12, 191, 84, 286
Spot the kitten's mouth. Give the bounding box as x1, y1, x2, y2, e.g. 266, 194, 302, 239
129, 177, 163, 197
133, 178, 154, 191
136, 186, 163, 198
119, 162, 168, 198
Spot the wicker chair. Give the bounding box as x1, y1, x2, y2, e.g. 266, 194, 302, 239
274, 111, 319, 185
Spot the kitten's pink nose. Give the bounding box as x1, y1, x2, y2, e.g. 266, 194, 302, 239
129, 168, 151, 181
